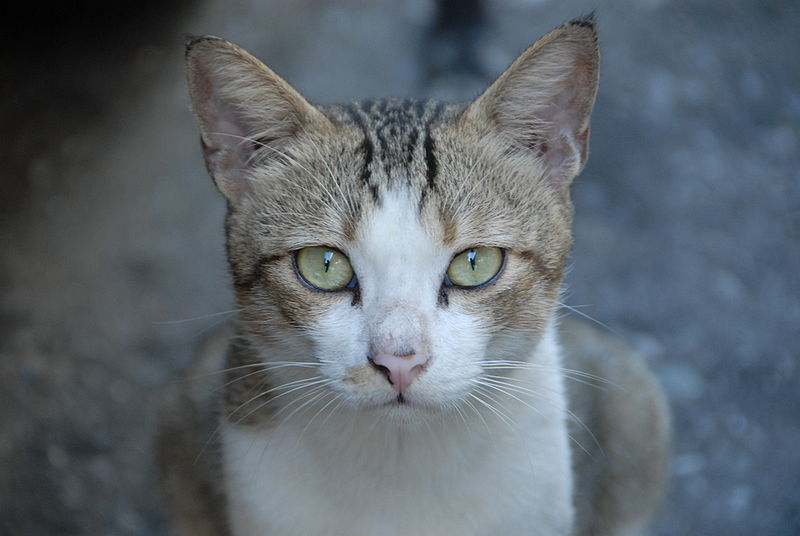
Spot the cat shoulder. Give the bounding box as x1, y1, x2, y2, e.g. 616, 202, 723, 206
156, 326, 230, 536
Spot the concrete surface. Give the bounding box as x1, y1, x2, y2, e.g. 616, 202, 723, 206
1, 0, 797, 534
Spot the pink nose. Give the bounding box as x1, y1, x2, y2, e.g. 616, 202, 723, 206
369, 349, 428, 394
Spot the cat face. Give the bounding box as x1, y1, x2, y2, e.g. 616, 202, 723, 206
185, 20, 598, 423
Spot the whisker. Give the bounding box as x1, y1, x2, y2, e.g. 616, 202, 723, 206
473, 378, 549, 414
478, 376, 603, 456
462, 397, 491, 433
446, 154, 484, 215
450, 401, 473, 435
193, 374, 327, 465
152, 308, 241, 325
474, 382, 521, 424
234, 379, 335, 428
468, 389, 514, 428
474, 377, 596, 457
481, 360, 613, 387
296, 393, 340, 442
319, 398, 347, 428
556, 301, 617, 335
277, 387, 335, 431
210, 362, 327, 395
229, 376, 332, 422
481, 366, 610, 390
191, 361, 325, 382
480, 374, 589, 398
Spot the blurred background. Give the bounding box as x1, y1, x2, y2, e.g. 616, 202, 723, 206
1, 0, 798, 534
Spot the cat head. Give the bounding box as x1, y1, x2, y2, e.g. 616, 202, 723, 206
185, 17, 599, 423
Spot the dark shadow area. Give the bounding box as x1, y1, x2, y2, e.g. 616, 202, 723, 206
1, 1, 195, 221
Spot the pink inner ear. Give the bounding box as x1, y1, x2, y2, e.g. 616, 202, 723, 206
519, 57, 596, 186
206, 90, 256, 158
539, 90, 584, 170
197, 93, 262, 201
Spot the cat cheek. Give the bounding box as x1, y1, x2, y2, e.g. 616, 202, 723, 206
311, 303, 369, 362
430, 309, 486, 356
483, 253, 564, 330
245, 258, 345, 327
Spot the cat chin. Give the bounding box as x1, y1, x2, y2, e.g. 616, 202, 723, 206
348, 391, 464, 426
367, 401, 439, 427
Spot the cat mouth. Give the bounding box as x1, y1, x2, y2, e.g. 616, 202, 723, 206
379, 392, 435, 412
378, 393, 409, 407
375, 394, 429, 421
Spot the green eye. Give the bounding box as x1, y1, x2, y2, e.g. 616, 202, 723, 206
446, 247, 504, 288
296, 247, 355, 291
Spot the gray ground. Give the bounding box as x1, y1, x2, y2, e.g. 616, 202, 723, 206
1, 0, 798, 534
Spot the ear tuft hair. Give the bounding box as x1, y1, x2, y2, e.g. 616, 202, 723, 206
566, 12, 597, 30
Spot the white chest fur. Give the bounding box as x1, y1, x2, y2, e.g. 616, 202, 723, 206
221, 332, 574, 536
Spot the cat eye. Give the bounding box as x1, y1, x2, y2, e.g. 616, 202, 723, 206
295, 246, 356, 291
445, 247, 504, 288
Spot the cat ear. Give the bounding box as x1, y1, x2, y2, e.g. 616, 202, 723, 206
464, 16, 599, 190
185, 36, 334, 203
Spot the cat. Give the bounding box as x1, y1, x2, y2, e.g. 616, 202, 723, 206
158, 15, 670, 536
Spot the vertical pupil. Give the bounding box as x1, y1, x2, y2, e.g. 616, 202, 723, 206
323, 251, 334, 272
467, 249, 477, 271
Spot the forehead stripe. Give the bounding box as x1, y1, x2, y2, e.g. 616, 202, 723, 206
344, 103, 375, 190
340, 99, 447, 209
419, 101, 445, 212
423, 101, 446, 190
423, 129, 437, 190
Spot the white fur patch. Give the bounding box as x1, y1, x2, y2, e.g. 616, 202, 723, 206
223, 325, 574, 535
222, 188, 575, 535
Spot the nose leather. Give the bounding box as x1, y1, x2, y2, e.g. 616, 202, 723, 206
370, 349, 428, 394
